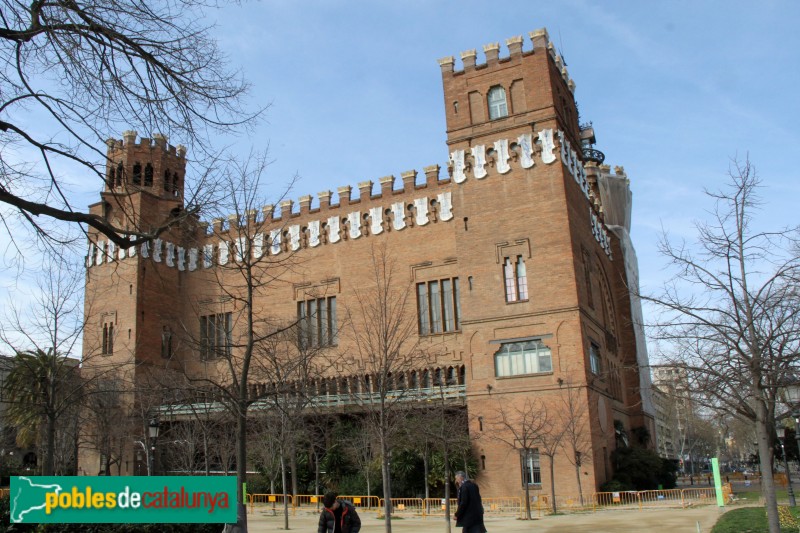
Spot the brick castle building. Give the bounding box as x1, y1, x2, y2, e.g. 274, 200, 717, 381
80, 28, 656, 499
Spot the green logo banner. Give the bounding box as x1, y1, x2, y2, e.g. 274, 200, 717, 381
9, 476, 237, 523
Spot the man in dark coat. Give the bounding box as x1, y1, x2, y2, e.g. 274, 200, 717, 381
454, 471, 486, 533
318, 491, 361, 533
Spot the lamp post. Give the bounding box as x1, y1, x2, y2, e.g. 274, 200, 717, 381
148, 418, 160, 476
777, 426, 796, 506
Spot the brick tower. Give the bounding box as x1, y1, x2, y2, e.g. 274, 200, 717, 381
436, 29, 654, 496
81, 132, 187, 475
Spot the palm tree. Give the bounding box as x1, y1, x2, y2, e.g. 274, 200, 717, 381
3, 349, 81, 475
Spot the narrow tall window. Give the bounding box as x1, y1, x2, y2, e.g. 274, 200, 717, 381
163, 170, 171, 191
417, 278, 461, 335
132, 162, 142, 185
172, 172, 179, 195
116, 163, 123, 186
504, 256, 528, 302
522, 449, 541, 485
200, 312, 232, 359
144, 163, 154, 186
101, 322, 114, 355
488, 86, 508, 120
297, 296, 337, 349
590, 343, 602, 375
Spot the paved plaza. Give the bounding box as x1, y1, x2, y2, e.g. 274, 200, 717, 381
244, 505, 726, 533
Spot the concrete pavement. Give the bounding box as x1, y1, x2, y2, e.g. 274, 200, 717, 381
244, 504, 726, 532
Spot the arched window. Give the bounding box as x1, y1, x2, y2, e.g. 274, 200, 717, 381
163, 170, 171, 191
132, 162, 142, 185
488, 86, 508, 120
107, 167, 115, 189
495, 339, 552, 377
144, 163, 153, 187
172, 172, 179, 195
410, 371, 419, 389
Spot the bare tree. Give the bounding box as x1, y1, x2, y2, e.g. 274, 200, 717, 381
343, 419, 380, 501
556, 380, 593, 506
340, 244, 434, 533
644, 158, 800, 533
165, 152, 301, 533
0, 0, 259, 248
486, 397, 549, 520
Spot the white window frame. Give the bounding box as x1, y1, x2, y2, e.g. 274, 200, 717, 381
488, 86, 509, 120
495, 339, 553, 377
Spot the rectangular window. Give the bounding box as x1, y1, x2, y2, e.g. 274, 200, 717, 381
416, 278, 461, 335
298, 296, 337, 349
495, 340, 552, 377
200, 312, 232, 359
590, 343, 601, 375
504, 256, 528, 303
522, 449, 541, 486
101, 323, 114, 355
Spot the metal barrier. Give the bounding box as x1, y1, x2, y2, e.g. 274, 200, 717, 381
422, 498, 457, 517
593, 491, 640, 510
293, 494, 322, 508
638, 489, 684, 509
483, 497, 525, 516
0, 488, 8, 499
592, 486, 733, 513
248, 494, 295, 515
339, 495, 380, 509
377, 498, 425, 516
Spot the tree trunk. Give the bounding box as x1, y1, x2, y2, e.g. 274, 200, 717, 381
291, 449, 298, 502
281, 454, 290, 530
549, 456, 557, 514
43, 413, 55, 476
422, 450, 429, 515
756, 401, 780, 533
226, 403, 248, 533
380, 432, 392, 533
443, 445, 451, 533
575, 461, 584, 506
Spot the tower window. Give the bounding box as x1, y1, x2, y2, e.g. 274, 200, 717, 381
590, 343, 602, 375
107, 167, 116, 189
503, 256, 528, 302
101, 322, 114, 355
172, 172, 179, 196
144, 163, 153, 187
488, 86, 508, 120
164, 170, 171, 191
116, 163, 123, 187
132, 163, 142, 185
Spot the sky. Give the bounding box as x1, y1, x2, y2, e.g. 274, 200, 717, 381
2, 1, 799, 358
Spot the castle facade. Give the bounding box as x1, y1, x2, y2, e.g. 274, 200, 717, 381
80, 28, 655, 499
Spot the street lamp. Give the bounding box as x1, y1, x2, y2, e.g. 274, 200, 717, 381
777, 426, 796, 506
148, 418, 160, 476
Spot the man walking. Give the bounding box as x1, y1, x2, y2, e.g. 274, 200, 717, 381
318, 492, 361, 533
454, 471, 486, 533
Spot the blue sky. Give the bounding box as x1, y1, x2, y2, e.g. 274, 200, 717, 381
2, 1, 799, 357
204, 0, 799, 291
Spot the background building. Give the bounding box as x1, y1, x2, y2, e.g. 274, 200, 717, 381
80, 29, 654, 498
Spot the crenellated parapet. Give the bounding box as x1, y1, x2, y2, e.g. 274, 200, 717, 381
103, 131, 187, 199
437, 27, 575, 93
86, 127, 615, 271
